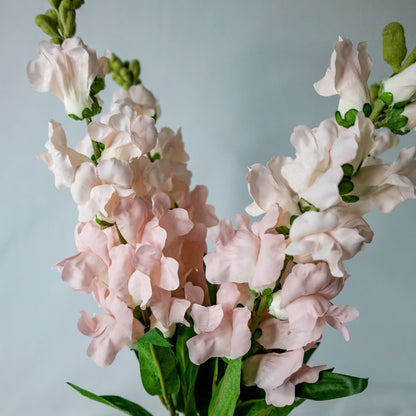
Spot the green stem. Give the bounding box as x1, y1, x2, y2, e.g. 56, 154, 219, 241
369, 98, 385, 122
400, 46, 416, 71
115, 223, 127, 245
211, 357, 219, 396
249, 295, 269, 333
149, 344, 177, 416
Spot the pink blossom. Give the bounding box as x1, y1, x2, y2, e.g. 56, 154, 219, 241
71, 158, 135, 222
27, 37, 107, 118
149, 287, 191, 337
352, 146, 416, 213
187, 282, 252, 364
87, 112, 158, 161
259, 262, 358, 350
286, 211, 370, 277
111, 84, 161, 119
242, 350, 324, 407
57, 222, 119, 293
246, 157, 299, 225
78, 280, 144, 367
314, 38, 372, 116
38, 120, 90, 189
205, 204, 286, 291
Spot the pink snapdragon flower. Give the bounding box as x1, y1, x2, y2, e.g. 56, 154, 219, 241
78, 279, 144, 367
286, 210, 370, 277
27, 37, 107, 119
38, 120, 90, 189
111, 84, 161, 119
87, 112, 158, 161
314, 37, 372, 116
71, 158, 135, 222
281, 115, 375, 210
246, 156, 300, 225
57, 222, 119, 293
242, 349, 326, 407
187, 282, 252, 364
204, 204, 286, 292
259, 262, 358, 350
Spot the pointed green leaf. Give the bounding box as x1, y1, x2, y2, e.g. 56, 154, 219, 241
175, 324, 199, 415
295, 371, 368, 401
67, 382, 153, 416
140, 328, 173, 347
208, 357, 242, 416
234, 398, 305, 416
137, 339, 180, 396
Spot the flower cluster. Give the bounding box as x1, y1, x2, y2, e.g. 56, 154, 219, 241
29, 9, 415, 415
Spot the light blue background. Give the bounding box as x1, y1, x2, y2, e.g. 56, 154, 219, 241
0, 1, 415, 415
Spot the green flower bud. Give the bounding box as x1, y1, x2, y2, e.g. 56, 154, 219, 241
120, 67, 133, 82
35, 14, 61, 38
70, 0, 84, 9
44, 8, 59, 25
382, 22, 407, 73
129, 59, 141, 81
48, 0, 62, 9
62, 9, 76, 38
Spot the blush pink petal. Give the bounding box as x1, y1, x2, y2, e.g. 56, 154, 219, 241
38, 120, 90, 189
130, 115, 158, 154
57, 253, 105, 293
192, 304, 224, 333
242, 349, 304, 390
113, 198, 152, 245
128, 270, 152, 307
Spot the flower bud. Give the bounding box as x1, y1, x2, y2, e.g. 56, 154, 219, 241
35, 14, 60, 38
382, 22, 407, 73
268, 290, 288, 320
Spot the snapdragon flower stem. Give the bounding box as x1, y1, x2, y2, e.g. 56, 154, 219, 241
369, 98, 385, 122
85, 117, 102, 163
249, 295, 269, 333
400, 46, 416, 71
149, 344, 177, 416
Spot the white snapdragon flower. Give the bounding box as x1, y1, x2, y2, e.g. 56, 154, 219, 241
27, 37, 107, 119
381, 63, 416, 105
314, 37, 372, 117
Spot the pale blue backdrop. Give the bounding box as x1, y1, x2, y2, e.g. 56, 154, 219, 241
0, 1, 415, 415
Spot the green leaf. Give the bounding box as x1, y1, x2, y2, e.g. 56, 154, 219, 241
208, 357, 242, 416
175, 324, 199, 415
303, 342, 319, 364
140, 328, 173, 347
137, 339, 180, 396
289, 215, 298, 225
235, 398, 305, 416
295, 371, 368, 401
67, 382, 153, 416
